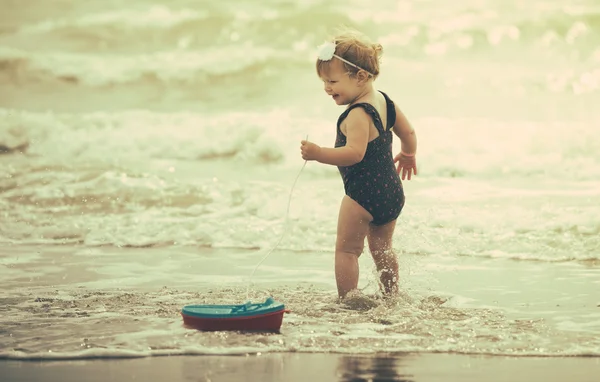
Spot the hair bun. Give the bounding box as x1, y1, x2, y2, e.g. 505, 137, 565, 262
372, 43, 383, 56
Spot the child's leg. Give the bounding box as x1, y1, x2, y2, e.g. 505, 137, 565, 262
366, 220, 399, 295
335, 195, 372, 298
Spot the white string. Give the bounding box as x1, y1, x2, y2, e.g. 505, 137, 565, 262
245, 136, 309, 299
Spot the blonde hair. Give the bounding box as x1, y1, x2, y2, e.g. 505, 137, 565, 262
316, 28, 383, 79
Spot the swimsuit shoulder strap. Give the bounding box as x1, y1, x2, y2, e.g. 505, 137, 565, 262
379, 91, 397, 130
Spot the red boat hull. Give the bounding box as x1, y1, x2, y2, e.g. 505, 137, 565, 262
181, 309, 289, 332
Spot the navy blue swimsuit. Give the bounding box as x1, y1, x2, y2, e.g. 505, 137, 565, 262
334, 91, 405, 226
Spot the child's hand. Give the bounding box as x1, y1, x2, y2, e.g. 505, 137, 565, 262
300, 140, 321, 161
393, 152, 418, 180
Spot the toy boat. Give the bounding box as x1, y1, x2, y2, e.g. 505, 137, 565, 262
181, 297, 289, 332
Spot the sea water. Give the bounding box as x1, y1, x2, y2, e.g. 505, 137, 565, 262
1, 0, 599, 359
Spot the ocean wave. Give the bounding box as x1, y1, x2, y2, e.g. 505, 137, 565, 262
0, 46, 299, 87
362, 2, 600, 57
0, 170, 324, 249
4, 1, 598, 61
2, 109, 600, 180
2, 3, 599, 93
413, 117, 600, 181
0, 108, 293, 164
8, 3, 354, 53
0, 120, 28, 154
1, 41, 598, 96
19, 5, 208, 33
1, 162, 599, 264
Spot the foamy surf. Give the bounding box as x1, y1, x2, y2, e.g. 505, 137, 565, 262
1, 103, 599, 262
0, 46, 291, 87
2, 109, 600, 180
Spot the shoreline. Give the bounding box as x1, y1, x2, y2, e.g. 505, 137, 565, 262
1, 244, 599, 360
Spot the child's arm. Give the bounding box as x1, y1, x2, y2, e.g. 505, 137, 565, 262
392, 104, 417, 155
391, 104, 418, 179
306, 108, 370, 167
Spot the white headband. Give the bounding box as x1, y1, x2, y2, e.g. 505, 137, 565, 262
317, 41, 374, 77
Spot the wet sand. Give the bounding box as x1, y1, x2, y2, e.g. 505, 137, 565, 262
1, 244, 599, 381
1, 352, 599, 382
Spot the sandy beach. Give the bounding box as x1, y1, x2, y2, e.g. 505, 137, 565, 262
1, 244, 600, 381
2, 0, 600, 380
1, 352, 599, 382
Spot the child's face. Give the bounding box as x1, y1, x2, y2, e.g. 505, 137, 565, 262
319, 59, 359, 106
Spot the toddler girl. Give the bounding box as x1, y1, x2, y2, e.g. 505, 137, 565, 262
300, 30, 418, 298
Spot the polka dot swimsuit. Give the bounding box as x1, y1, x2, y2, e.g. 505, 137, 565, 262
334, 91, 405, 226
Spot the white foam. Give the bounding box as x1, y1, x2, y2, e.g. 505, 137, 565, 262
0, 46, 283, 86
19, 6, 208, 33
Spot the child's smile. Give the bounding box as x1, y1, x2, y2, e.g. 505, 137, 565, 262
319, 59, 357, 105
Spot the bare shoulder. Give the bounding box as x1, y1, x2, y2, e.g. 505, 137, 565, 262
341, 105, 372, 133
